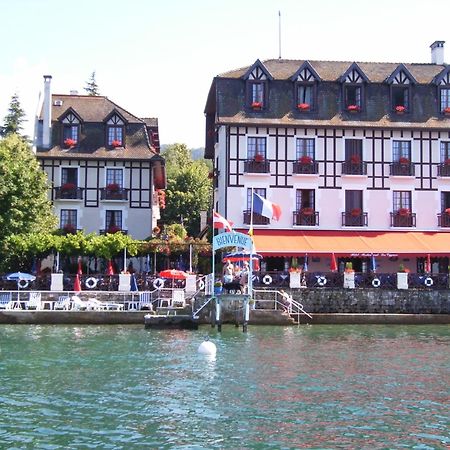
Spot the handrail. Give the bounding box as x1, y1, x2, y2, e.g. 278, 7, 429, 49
253, 288, 312, 319
192, 296, 214, 319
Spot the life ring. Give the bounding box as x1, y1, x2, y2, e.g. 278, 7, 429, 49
153, 278, 165, 289
198, 279, 205, 290
317, 276, 327, 287
18, 279, 29, 289
262, 274, 273, 285
85, 277, 98, 289
372, 278, 381, 288
424, 277, 433, 287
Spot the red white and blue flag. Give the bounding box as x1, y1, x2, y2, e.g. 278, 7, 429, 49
253, 193, 282, 221
213, 211, 233, 232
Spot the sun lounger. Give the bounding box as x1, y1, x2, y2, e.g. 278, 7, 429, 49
26, 292, 42, 310
0, 292, 14, 310
54, 295, 72, 310
138, 292, 153, 311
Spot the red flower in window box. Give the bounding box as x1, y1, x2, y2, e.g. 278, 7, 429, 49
399, 156, 410, 164
107, 225, 121, 234
61, 182, 76, 191
444, 158, 450, 166
63, 138, 77, 148
106, 183, 120, 192
299, 155, 312, 164
301, 207, 314, 216
347, 104, 360, 112
251, 101, 262, 109
350, 154, 361, 164
351, 208, 362, 217
254, 153, 264, 162
443, 107, 450, 115
397, 208, 410, 217
111, 140, 122, 148
395, 105, 406, 113
445, 208, 450, 215
63, 224, 76, 234
297, 103, 310, 111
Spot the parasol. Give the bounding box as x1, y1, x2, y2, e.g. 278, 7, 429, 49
74, 274, 82, 292
330, 253, 338, 272
159, 269, 188, 280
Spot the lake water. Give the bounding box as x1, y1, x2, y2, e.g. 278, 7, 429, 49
0, 324, 449, 449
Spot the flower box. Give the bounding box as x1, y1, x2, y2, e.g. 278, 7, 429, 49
301, 207, 314, 216
443, 107, 450, 115
350, 154, 361, 164
350, 208, 362, 217
254, 153, 264, 162
445, 208, 450, 215
397, 208, 410, 217
63, 138, 77, 148
297, 103, 310, 111
61, 182, 76, 191
107, 226, 121, 234
347, 104, 360, 112
106, 183, 120, 192
251, 101, 262, 109
398, 157, 410, 164
299, 155, 312, 164
111, 140, 122, 148
63, 224, 76, 234
444, 158, 450, 166
395, 105, 406, 114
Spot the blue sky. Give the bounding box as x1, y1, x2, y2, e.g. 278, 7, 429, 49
0, 0, 448, 148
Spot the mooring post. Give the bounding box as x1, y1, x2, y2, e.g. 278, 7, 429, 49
243, 296, 250, 332
216, 297, 221, 332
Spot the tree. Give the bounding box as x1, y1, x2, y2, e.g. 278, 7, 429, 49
161, 143, 212, 236
84, 71, 100, 96
0, 134, 57, 243
1, 93, 26, 137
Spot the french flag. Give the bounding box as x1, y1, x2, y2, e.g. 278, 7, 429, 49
253, 193, 282, 221
213, 211, 233, 232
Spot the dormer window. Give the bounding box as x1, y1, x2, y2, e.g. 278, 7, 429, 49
296, 84, 314, 111
434, 68, 450, 115
341, 64, 368, 113
392, 85, 409, 112
106, 114, 124, 147
440, 88, 450, 114
250, 81, 265, 109
243, 59, 273, 111
61, 112, 80, 147
387, 66, 415, 114
291, 62, 320, 112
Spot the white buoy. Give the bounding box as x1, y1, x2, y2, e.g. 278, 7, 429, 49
198, 339, 217, 356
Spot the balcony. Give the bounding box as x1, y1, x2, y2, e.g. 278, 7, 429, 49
341, 161, 367, 175
292, 161, 319, 175
99, 228, 128, 235
60, 225, 82, 235
390, 162, 415, 176
100, 188, 128, 201
437, 163, 450, 177
55, 186, 83, 200
341, 210, 368, 227
292, 209, 319, 226
390, 211, 416, 227
243, 210, 270, 225
243, 159, 270, 174
437, 212, 450, 227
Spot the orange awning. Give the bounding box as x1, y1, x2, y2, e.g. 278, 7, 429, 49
243, 230, 450, 256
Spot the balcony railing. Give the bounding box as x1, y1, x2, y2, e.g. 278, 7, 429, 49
243, 210, 270, 225
55, 186, 83, 200
292, 161, 319, 175
99, 228, 128, 235
243, 159, 270, 174
292, 210, 319, 226
437, 212, 450, 227
437, 163, 450, 177
341, 211, 368, 227
390, 162, 415, 176
341, 161, 367, 175
390, 212, 416, 227
100, 188, 128, 201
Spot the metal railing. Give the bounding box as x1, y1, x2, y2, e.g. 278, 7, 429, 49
390, 212, 416, 227
341, 211, 368, 227
54, 187, 83, 200
243, 159, 270, 173
292, 161, 319, 175
341, 161, 367, 175
293, 210, 319, 226
390, 162, 415, 176
100, 188, 129, 201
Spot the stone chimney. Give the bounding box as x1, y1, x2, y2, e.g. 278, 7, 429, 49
430, 41, 445, 65
42, 75, 52, 149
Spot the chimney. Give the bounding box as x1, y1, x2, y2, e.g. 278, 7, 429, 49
430, 41, 445, 65
42, 75, 52, 149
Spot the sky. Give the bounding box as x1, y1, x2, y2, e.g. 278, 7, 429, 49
0, 0, 449, 149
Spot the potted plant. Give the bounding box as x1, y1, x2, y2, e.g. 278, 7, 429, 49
444, 158, 450, 166
399, 156, 410, 164
111, 140, 122, 148
254, 153, 264, 162
443, 107, 450, 115
61, 182, 76, 191
63, 138, 77, 148
107, 225, 121, 234
343, 262, 355, 288
347, 104, 360, 112
106, 183, 120, 192
63, 224, 76, 234
297, 103, 310, 111
345, 262, 354, 272
350, 208, 361, 217
350, 154, 361, 164
251, 101, 262, 109
214, 280, 223, 294
395, 105, 406, 114
301, 207, 314, 216
398, 208, 410, 217
299, 155, 312, 164
445, 208, 450, 215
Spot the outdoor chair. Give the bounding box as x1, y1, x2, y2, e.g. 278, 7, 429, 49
54, 295, 71, 310
71, 295, 88, 311
26, 292, 42, 310
0, 292, 14, 310
86, 298, 106, 311
138, 292, 153, 311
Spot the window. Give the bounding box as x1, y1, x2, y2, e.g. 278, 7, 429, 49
440, 88, 450, 112
60, 209, 77, 229
344, 85, 362, 110
441, 142, 450, 162
61, 112, 80, 145
391, 86, 409, 111
247, 188, 265, 210
393, 141, 411, 162
106, 168, 123, 188
296, 189, 315, 210
247, 137, 266, 160
441, 191, 450, 211
345, 190, 362, 212
251, 82, 264, 104
61, 167, 78, 186
106, 115, 124, 146
296, 138, 315, 159
393, 191, 411, 212
106, 210, 122, 231
296, 84, 314, 109
345, 139, 363, 161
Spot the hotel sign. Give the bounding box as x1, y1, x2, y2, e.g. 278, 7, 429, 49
213, 232, 253, 251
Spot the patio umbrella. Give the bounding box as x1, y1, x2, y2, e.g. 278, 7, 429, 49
303, 254, 309, 272
6, 272, 37, 306
159, 269, 188, 280
425, 253, 431, 273
74, 274, 82, 292
330, 253, 338, 272
77, 259, 83, 276
106, 260, 114, 275
130, 273, 138, 292
370, 254, 377, 273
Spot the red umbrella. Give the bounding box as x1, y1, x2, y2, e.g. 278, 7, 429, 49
426, 253, 431, 273
74, 274, 82, 292
77, 259, 83, 276
330, 253, 338, 272
159, 269, 188, 280
106, 260, 114, 275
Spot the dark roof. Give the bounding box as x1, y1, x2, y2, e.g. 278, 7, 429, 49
219, 59, 447, 84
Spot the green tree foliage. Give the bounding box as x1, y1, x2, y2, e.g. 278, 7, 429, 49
1, 93, 26, 138
161, 143, 212, 236
0, 134, 57, 242
84, 71, 100, 96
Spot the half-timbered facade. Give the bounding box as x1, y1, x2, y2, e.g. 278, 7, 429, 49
205, 41, 450, 273
34, 76, 165, 240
